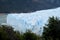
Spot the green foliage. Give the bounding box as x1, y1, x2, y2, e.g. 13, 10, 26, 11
0, 25, 41, 40
43, 16, 60, 40
23, 30, 40, 40
0, 25, 22, 40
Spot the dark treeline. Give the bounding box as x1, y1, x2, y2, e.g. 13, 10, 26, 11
0, 16, 60, 40
0, 25, 41, 40
43, 16, 60, 40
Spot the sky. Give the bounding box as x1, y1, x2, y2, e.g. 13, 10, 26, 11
7, 7, 60, 35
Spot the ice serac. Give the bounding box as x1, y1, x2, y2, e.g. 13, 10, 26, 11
0, 14, 7, 24
0, 0, 60, 13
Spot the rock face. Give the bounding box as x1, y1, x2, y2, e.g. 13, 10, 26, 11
0, 0, 60, 13
0, 14, 7, 24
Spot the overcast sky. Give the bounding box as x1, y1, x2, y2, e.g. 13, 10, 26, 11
7, 7, 60, 34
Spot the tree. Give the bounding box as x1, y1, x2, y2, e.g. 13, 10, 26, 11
0, 25, 22, 40
43, 16, 60, 40
0, 25, 41, 40
23, 30, 40, 40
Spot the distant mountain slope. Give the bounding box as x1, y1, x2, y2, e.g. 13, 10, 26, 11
0, 14, 7, 24
0, 0, 60, 13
